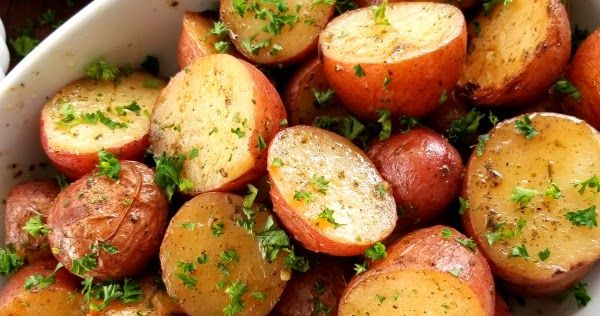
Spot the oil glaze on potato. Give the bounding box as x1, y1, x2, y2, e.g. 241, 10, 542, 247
274, 255, 347, 316
178, 12, 223, 69
48, 161, 168, 280
150, 54, 286, 195
4, 180, 59, 262
220, 0, 334, 65
458, 0, 570, 106
319, 2, 467, 120
267, 126, 397, 256
562, 28, 600, 130
40, 72, 165, 179
366, 128, 463, 229
160, 192, 288, 316
339, 226, 495, 316
284, 57, 349, 126
0, 260, 85, 315
462, 113, 600, 295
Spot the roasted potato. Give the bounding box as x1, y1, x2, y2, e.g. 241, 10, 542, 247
284, 57, 349, 126
47, 161, 168, 280
319, 2, 467, 120
220, 0, 335, 65
338, 226, 495, 316
160, 192, 289, 316
4, 180, 59, 262
424, 90, 471, 136
178, 12, 239, 69
355, 0, 480, 10
366, 128, 464, 230
458, 0, 571, 106
462, 113, 600, 295
494, 293, 513, 316
562, 28, 600, 130
273, 255, 348, 316
40, 72, 165, 179
267, 126, 397, 256
0, 259, 85, 315
150, 54, 286, 195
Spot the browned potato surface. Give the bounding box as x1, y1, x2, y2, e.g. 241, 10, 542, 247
462, 113, 600, 295
458, 0, 571, 106
268, 126, 397, 256
284, 57, 349, 126
320, 2, 467, 120
160, 192, 289, 316
150, 54, 286, 195
220, 0, 335, 65
562, 28, 600, 130
339, 226, 495, 316
0, 259, 85, 315
47, 161, 168, 280
273, 256, 347, 315
40, 72, 165, 179
4, 180, 59, 262
366, 128, 463, 230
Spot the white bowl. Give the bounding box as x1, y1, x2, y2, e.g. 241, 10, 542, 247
0, 0, 598, 315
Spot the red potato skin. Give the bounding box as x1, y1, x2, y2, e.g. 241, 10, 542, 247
494, 294, 513, 316
284, 57, 349, 126
424, 90, 470, 135
204, 58, 287, 194
366, 128, 463, 229
39, 116, 149, 179
563, 29, 600, 131
4, 180, 60, 262
342, 226, 495, 316
355, 0, 480, 10
274, 256, 348, 316
47, 161, 168, 280
321, 19, 467, 121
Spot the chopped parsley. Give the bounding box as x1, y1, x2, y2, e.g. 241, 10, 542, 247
143, 78, 161, 89
99, 242, 118, 255
441, 227, 453, 239
438, 90, 448, 104
475, 134, 490, 156
572, 282, 591, 308
312, 88, 335, 107
458, 197, 469, 215
485, 219, 525, 246
271, 157, 284, 167
24, 263, 63, 291
56, 173, 69, 190
252, 291, 267, 302
311, 175, 330, 194
314, 115, 365, 141
565, 206, 597, 229
153, 152, 194, 200
87, 279, 143, 311
511, 186, 540, 207
545, 183, 561, 199
215, 41, 231, 53
336, 0, 358, 14
447, 109, 484, 143
377, 109, 392, 140
9, 35, 39, 57
212, 222, 225, 237
176, 260, 197, 288
71, 252, 98, 276
398, 116, 419, 133
371, 0, 390, 25
231, 127, 246, 138
238, 184, 258, 232
97, 149, 120, 180
197, 253, 209, 264
284, 252, 310, 272
354, 262, 368, 274
456, 237, 477, 252
293, 191, 313, 203
0, 246, 24, 275
514, 115, 538, 139
376, 182, 388, 198
85, 57, 120, 81
572, 175, 600, 196
365, 242, 386, 260
56, 103, 128, 131
241, 35, 270, 55
220, 249, 239, 263
483, 0, 512, 14
223, 280, 247, 316
552, 78, 581, 100
23, 214, 50, 237
447, 267, 462, 277
508, 244, 529, 259
353, 65, 366, 77
179, 221, 196, 231
233, 0, 248, 16
115, 101, 141, 116
208, 21, 229, 37
538, 248, 550, 261
318, 207, 342, 228
256, 216, 291, 261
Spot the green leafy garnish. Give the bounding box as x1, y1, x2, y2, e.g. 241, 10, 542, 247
458, 197, 469, 215
354, 262, 368, 274
311, 175, 330, 194
538, 248, 550, 261
257, 134, 267, 150
56, 173, 69, 189
314, 115, 365, 141
212, 222, 225, 237
365, 242, 386, 260
179, 221, 196, 231
565, 206, 597, 229
215, 41, 231, 53
475, 134, 490, 156
456, 237, 477, 252
97, 149, 120, 180
438, 90, 448, 104
99, 242, 118, 255
256, 216, 290, 261
284, 252, 310, 272
23, 214, 50, 237
9, 35, 39, 57
485, 219, 525, 246
271, 157, 283, 167
293, 191, 313, 203
511, 186, 541, 207
447, 267, 462, 277
231, 127, 246, 138
383, 77, 392, 90
153, 152, 194, 200
71, 252, 98, 276
0, 246, 24, 275
312, 88, 335, 107
572, 282, 591, 308
318, 207, 342, 228
115, 101, 141, 116
220, 249, 239, 263
377, 109, 392, 140
24, 262, 63, 290
545, 183, 561, 199
353, 65, 366, 77
441, 228, 453, 239
85, 57, 120, 81
572, 175, 600, 196
552, 78, 581, 100
223, 280, 247, 316
371, 0, 390, 25
447, 109, 484, 143
508, 244, 529, 259
514, 115, 538, 140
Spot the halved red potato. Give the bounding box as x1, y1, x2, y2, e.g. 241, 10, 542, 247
0, 259, 85, 315
40, 72, 165, 179
284, 57, 349, 126
160, 192, 289, 316
319, 2, 467, 120
356, 0, 480, 10
339, 226, 495, 316
366, 128, 463, 230
458, 0, 570, 106
4, 180, 59, 262
562, 28, 600, 130
274, 255, 348, 315
48, 161, 168, 280
220, 0, 335, 65
267, 126, 397, 256
424, 90, 470, 136
495, 293, 513, 316
462, 113, 600, 295
150, 54, 286, 195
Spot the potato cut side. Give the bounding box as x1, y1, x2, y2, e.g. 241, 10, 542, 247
178, 12, 222, 69
463, 113, 600, 294
268, 126, 397, 256
356, 0, 480, 10
150, 54, 285, 195
339, 270, 486, 316
458, 0, 570, 106
159, 192, 288, 316
220, 0, 334, 64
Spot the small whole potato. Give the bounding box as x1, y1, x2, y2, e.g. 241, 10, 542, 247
47, 161, 168, 280
367, 128, 463, 229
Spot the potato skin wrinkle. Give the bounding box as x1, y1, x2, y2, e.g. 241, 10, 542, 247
47, 161, 168, 280
462, 113, 600, 295
458, 0, 571, 107
320, 2, 467, 120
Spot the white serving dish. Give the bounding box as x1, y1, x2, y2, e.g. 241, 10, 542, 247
0, 0, 598, 315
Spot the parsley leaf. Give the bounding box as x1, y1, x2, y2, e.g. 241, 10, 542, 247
353, 65, 366, 77
447, 109, 484, 143
215, 41, 231, 53
475, 134, 490, 156
24, 262, 63, 291
284, 252, 310, 272
256, 216, 290, 261
371, 0, 390, 25
258, 134, 267, 150
311, 175, 330, 194
238, 185, 258, 232
485, 219, 525, 246
441, 228, 453, 239
121, 279, 142, 303
377, 109, 392, 140
179, 221, 196, 231
314, 115, 365, 141
115, 101, 141, 116
514, 115, 538, 139
318, 207, 342, 228
447, 267, 462, 277
0, 246, 24, 275
508, 244, 529, 259
538, 248, 550, 261
153, 152, 194, 200
224, 280, 247, 316
293, 191, 313, 203
99, 242, 118, 255
56, 173, 69, 190
208, 21, 230, 38
572, 175, 600, 196
458, 197, 469, 215
220, 249, 239, 263
456, 237, 477, 252
23, 214, 50, 237
572, 282, 591, 308
312, 88, 335, 107
552, 78, 581, 100
9, 35, 39, 57
71, 252, 98, 276
97, 149, 120, 180
89, 283, 123, 311
212, 222, 225, 237
365, 242, 386, 260
271, 157, 284, 167
354, 262, 368, 274
383, 77, 392, 90
565, 206, 597, 229
545, 183, 561, 199
233, 0, 248, 16
511, 186, 540, 207
336, 0, 358, 14
85, 57, 120, 81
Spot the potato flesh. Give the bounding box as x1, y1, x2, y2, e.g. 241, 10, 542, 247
150, 55, 256, 192
460, 0, 550, 87
160, 193, 288, 316
268, 126, 396, 244
320, 3, 464, 64
339, 269, 485, 316
221, 0, 333, 64
2, 290, 85, 315
42, 72, 163, 154
465, 113, 600, 279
